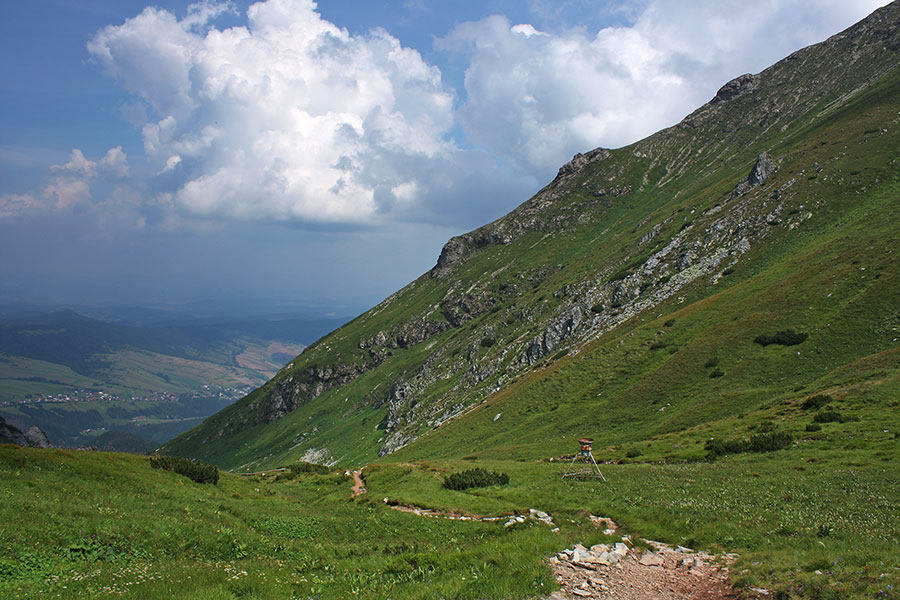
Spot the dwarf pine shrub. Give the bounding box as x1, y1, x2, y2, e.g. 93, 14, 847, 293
754, 329, 808, 346
705, 431, 792, 460
149, 454, 219, 484
442, 468, 509, 491
802, 394, 831, 410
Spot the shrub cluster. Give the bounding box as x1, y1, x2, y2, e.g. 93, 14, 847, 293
442, 468, 509, 491
754, 329, 808, 346
802, 394, 831, 410
813, 410, 854, 424
705, 431, 792, 460
149, 454, 219, 484
276, 461, 331, 480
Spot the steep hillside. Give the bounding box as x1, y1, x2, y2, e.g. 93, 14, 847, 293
163, 2, 900, 471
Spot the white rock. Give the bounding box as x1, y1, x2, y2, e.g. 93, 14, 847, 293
615, 542, 629, 555
639, 552, 664, 567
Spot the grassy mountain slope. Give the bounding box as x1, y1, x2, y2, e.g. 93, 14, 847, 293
163, 2, 900, 473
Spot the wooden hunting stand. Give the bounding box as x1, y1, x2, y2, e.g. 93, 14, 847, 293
562, 437, 606, 480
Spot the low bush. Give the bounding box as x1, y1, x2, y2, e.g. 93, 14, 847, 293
704, 357, 720, 368
708, 368, 725, 378
625, 449, 642, 458
149, 454, 219, 484
442, 468, 509, 491
802, 394, 831, 410
275, 461, 332, 480
747, 431, 793, 452
805, 423, 822, 432
754, 329, 809, 346
705, 431, 792, 460
480, 336, 495, 348
813, 410, 854, 424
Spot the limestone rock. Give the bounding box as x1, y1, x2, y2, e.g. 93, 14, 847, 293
639, 552, 664, 567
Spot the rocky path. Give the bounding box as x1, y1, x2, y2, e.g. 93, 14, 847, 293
547, 537, 739, 600
349, 474, 738, 599
349, 470, 367, 498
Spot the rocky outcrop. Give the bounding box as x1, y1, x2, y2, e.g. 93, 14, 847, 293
731, 152, 778, 198
522, 307, 584, 365
0, 416, 51, 448
263, 361, 375, 422
554, 148, 611, 182
431, 227, 515, 278
710, 73, 759, 104
24, 426, 51, 448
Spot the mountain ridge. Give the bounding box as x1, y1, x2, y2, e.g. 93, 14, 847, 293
162, 1, 900, 471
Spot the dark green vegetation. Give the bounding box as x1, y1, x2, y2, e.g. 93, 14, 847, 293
442, 467, 510, 491
753, 329, 809, 347
704, 431, 792, 459
7, 4, 900, 599
149, 454, 219, 484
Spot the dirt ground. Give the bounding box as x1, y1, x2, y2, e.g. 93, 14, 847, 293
547, 540, 740, 600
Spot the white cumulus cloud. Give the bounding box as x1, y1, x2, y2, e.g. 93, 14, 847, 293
99, 146, 130, 177
443, 0, 889, 176
87, 0, 460, 225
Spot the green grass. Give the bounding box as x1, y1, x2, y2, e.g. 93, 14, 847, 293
0, 447, 576, 599
3, 445, 897, 599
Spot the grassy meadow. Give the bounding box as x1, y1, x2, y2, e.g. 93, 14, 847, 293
2, 441, 898, 599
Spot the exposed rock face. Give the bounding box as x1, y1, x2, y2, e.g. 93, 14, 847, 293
710, 73, 758, 104
731, 153, 778, 198
431, 227, 515, 278
263, 361, 375, 422
24, 426, 51, 448
554, 148, 611, 181
0, 416, 51, 448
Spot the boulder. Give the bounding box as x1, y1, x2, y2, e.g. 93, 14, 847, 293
639, 552, 665, 567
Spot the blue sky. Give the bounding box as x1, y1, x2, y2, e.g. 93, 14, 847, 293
0, 0, 888, 315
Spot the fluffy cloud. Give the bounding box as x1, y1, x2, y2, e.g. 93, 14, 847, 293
37, 147, 132, 212
444, 0, 889, 175
19, 0, 884, 229
51, 149, 97, 177
0, 194, 39, 218
99, 146, 130, 178
87, 0, 461, 225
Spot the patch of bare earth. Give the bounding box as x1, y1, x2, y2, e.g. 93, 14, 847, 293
548, 536, 739, 600
349, 470, 367, 498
